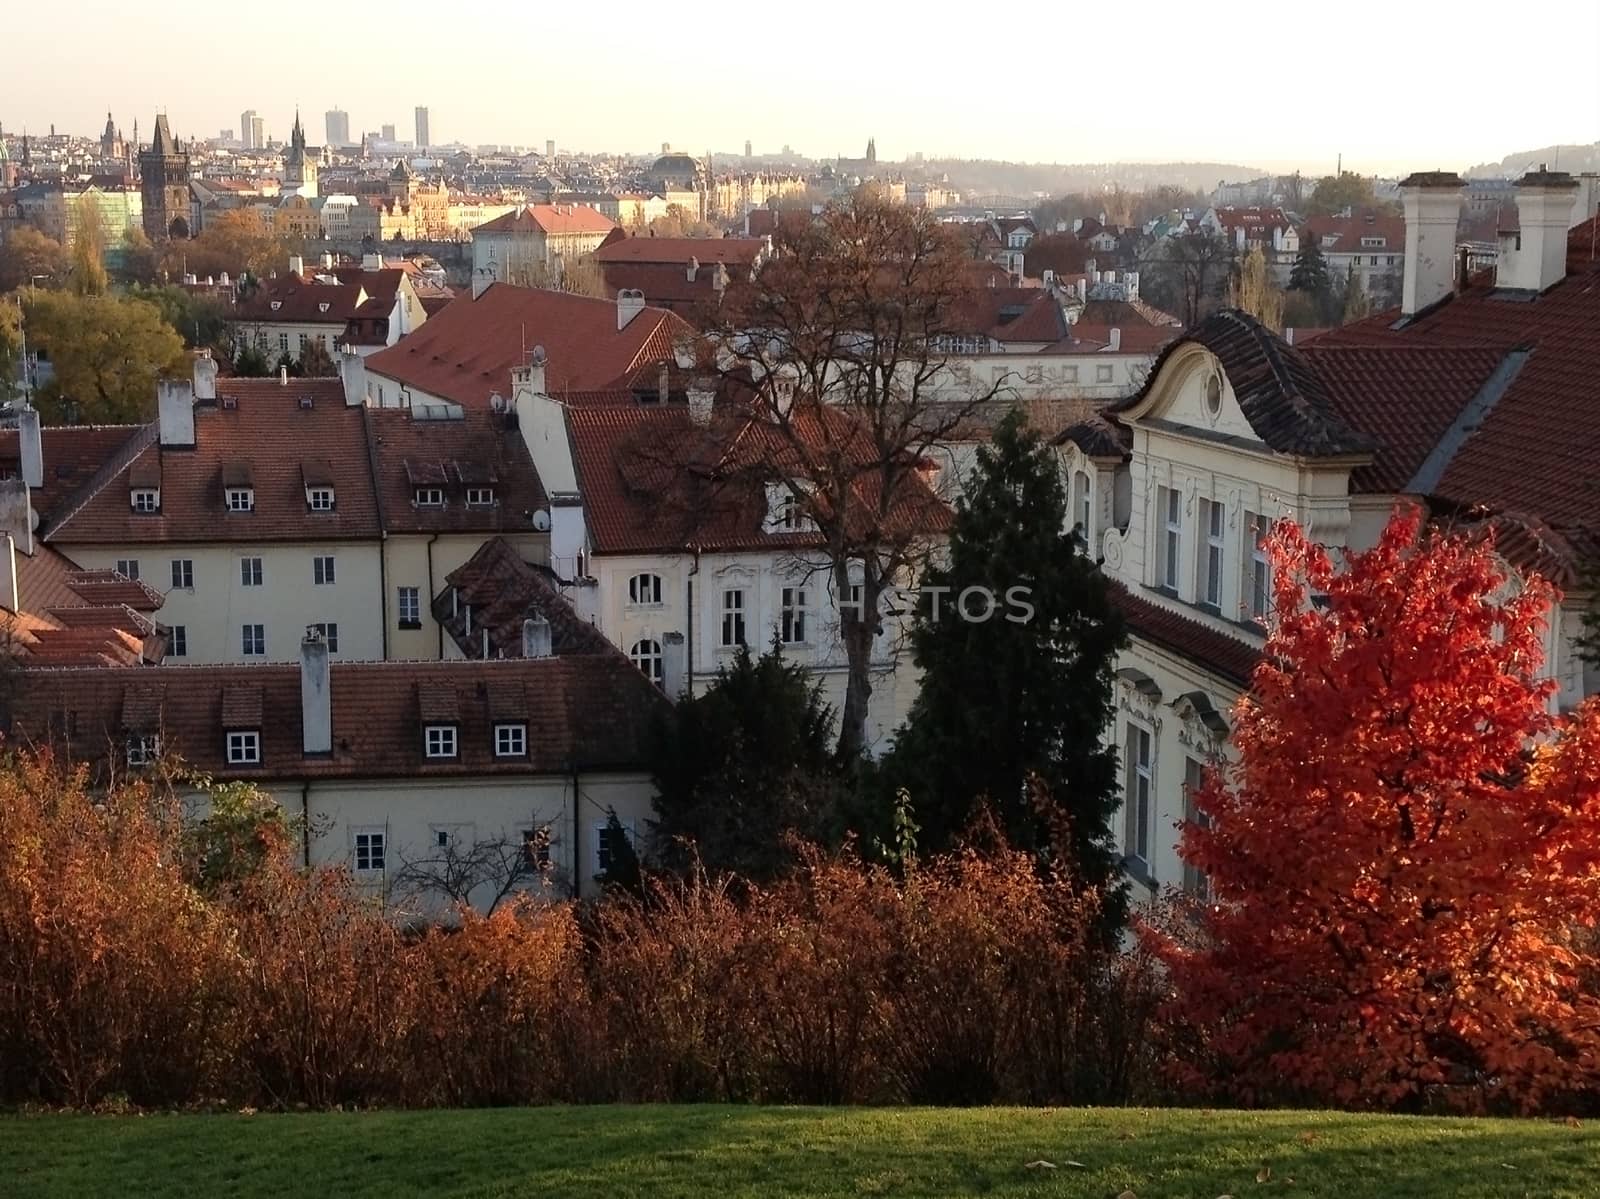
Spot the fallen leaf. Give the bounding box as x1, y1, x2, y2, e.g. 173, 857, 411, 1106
1298, 1131, 1319, 1145
1023, 1161, 1056, 1170
1062, 1160, 1087, 1169
1256, 1165, 1272, 1183
1116, 1191, 1138, 1199
1500, 1163, 1517, 1170
1565, 1116, 1582, 1129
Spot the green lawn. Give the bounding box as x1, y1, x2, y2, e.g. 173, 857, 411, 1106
1, 1105, 1593, 1198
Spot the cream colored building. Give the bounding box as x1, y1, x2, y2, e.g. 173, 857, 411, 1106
469, 204, 618, 290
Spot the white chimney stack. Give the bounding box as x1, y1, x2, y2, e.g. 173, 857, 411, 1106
0, 480, 33, 559
1497, 167, 1579, 294
301, 628, 332, 756
288, 254, 304, 277
0, 532, 17, 613
192, 350, 218, 402
661, 631, 686, 698
1108, 327, 1122, 352
1399, 171, 1465, 316
521, 615, 553, 659
17, 407, 43, 489
278, 365, 289, 385
511, 355, 547, 400
686, 255, 700, 283
157, 379, 196, 448
617, 288, 646, 330
1573, 174, 1600, 231
361, 252, 383, 270
687, 382, 714, 426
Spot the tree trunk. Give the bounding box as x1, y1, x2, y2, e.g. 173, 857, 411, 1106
835, 559, 876, 761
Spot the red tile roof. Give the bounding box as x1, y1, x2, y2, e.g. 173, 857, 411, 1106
1299, 209, 1406, 254
2, 546, 166, 666
1109, 583, 1260, 690
436, 537, 622, 660
594, 235, 766, 267
950, 287, 1066, 344
232, 269, 402, 325
566, 402, 952, 556
9, 655, 667, 779
44, 379, 381, 545
363, 283, 692, 408
598, 261, 744, 319
472, 204, 618, 237
363, 406, 548, 534
1076, 298, 1182, 328
0, 425, 143, 525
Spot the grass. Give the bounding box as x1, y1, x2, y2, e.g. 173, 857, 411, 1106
1, 1104, 1594, 1198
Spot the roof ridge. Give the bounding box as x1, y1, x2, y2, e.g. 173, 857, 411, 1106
1405, 349, 1532, 497
39, 423, 156, 540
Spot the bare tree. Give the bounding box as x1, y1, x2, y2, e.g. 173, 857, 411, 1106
1140, 230, 1235, 327
391, 826, 554, 914
695, 190, 1006, 760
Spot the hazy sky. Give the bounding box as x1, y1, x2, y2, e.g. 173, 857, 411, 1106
4, 0, 1597, 173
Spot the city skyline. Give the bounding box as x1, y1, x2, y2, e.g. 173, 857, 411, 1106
4, 0, 1598, 172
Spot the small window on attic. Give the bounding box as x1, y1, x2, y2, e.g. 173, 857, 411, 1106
131, 488, 160, 513
226, 488, 255, 513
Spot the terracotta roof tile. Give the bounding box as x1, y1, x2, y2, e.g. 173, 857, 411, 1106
436, 537, 617, 659
594, 235, 766, 267
0, 425, 143, 525
472, 204, 617, 236
1109, 583, 1260, 690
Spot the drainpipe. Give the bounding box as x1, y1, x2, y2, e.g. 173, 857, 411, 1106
570, 756, 582, 900
685, 545, 701, 696
426, 531, 441, 656
300, 781, 312, 868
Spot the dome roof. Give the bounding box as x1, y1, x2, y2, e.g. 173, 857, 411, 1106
651, 153, 698, 173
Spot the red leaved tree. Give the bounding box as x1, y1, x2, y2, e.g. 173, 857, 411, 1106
1155, 506, 1600, 1112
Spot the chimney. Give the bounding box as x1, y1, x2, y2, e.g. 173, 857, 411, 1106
657, 362, 670, 405
278, 365, 289, 385
472, 268, 493, 300
288, 254, 304, 277
361, 252, 383, 270
157, 379, 196, 448
1399, 171, 1465, 316
660, 631, 686, 698
1107, 327, 1122, 352
339, 350, 368, 406
320, 252, 335, 269
17, 406, 43, 489
0, 533, 17, 613
521, 614, 552, 659
192, 350, 218, 402
1498, 166, 1579, 293
686, 255, 700, 283
511, 353, 547, 400
300, 628, 332, 755
616, 288, 646, 330
1574, 173, 1600, 231
0, 480, 33, 558
687, 382, 714, 426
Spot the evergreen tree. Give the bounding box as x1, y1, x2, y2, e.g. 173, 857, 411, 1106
1340, 261, 1370, 323
881, 410, 1128, 921
233, 343, 270, 377
649, 642, 843, 882
1287, 233, 1331, 297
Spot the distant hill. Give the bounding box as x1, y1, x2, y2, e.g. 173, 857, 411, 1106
1465, 143, 1600, 179
916, 160, 1264, 197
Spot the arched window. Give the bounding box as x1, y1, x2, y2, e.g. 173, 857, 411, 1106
628, 572, 663, 606
630, 639, 664, 685
1072, 470, 1093, 544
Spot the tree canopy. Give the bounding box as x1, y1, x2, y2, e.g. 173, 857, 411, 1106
24, 290, 188, 423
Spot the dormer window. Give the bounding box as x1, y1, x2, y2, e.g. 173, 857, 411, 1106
465, 486, 495, 507
226, 487, 254, 512
131, 488, 160, 513
415, 486, 444, 507
767, 484, 812, 533
494, 722, 527, 757
318, 301, 331, 313
270, 300, 282, 312
424, 724, 458, 759
307, 486, 334, 511
226, 730, 261, 765
126, 733, 160, 766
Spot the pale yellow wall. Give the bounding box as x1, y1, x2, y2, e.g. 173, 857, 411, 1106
384, 531, 550, 660
64, 540, 384, 663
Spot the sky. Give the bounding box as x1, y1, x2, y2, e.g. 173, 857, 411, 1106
3, 0, 1597, 174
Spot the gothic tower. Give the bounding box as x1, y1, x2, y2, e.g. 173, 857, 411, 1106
283, 109, 318, 198
866, 136, 877, 166
139, 113, 191, 241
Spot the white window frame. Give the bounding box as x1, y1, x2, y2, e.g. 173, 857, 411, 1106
1159, 487, 1182, 591
240, 557, 263, 587
241, 624, 265, 657
170, 558, 194, 590
313, 555, 335, 586
126, 733, 160, 766
780, 586, 808, 645
398, 586, 421, 627
494, 722, 527, 757
226, 487, 254, 513
226, 729, 261, 764
1246, 511, 1271, 623
1073, 471, 1092, 541
593, 820, 635, 877
131, 488, 160, 513
169, 625, 187, 657
414, 486, 444, 507
465, 486, 495, 507
352, 828, 386, 874
1200, 498, 1225, 609
1182, 756, 1211, 900
307, 486, 335, 511
1125, 724, 1152, 870
720, 588, 746, 648
1096, 363, 1114, 383
627, 572, 663, 607
424, 724, 458, 759
311, 622, 338, 653
630, 638, 664, 684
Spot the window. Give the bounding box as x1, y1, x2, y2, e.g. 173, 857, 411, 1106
313, 555, 335, 585
627, 573, 663, 606
131, 488, 159, 513
1370, 255, 1380, 267
115, 559, 139, 581
1125, 725, 1152, 869
1386, 255, 1397, 266
126, 733, 160, 766
255, 331, 268, 350
466, 486, 495, 506
424, 724, 457, 759
297, 332, 308, 351
494, 722, 527, 757
169, 625, 187, 657
240, 557, 263, 586
241, 624, 265, 656
310, 622, 339, 653
720, 588, 746, 647
226, 730, 261, 764
414, 486, 444, 507
1182, 757, 1211, 900
1198, 499, 1225, 608
1246, 511, 1272, 623
1096, 364, 1114, 383
774, 491, 803, 531
170, 559, 194, 590
398, 586, 421, 629
1072, 471, 1092, 541
594, 820, 634, 877
277, 333, 289, 352
353, 829, 386, 874
226, 487, 254, 512
780, 587, 808, 644
1204, 371, 1223, 416
307, 487, 335, 511
630, 639, 664, 684
521, 826, 552, 868
1158, 487, 1182, 591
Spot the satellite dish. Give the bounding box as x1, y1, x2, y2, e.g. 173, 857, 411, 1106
531, 509, 552, 532
531, 344, 547, 366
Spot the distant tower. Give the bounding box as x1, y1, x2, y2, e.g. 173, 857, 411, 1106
139, 113, 191, 241
100, 111, 124, 162
325, 107, 349, 147
284, 109, 319, 197
866, 136, 877, 166
240, 109, 257, 150
744, 139, 752, 159
388, 158, 415, 203
545, 138, 555, 159
414, 106, 430, 150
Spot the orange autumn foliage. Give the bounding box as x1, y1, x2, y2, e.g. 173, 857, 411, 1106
1152, 506, 1600, 1111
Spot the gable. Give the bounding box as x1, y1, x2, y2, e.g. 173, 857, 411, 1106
1139, 343, 1263, 446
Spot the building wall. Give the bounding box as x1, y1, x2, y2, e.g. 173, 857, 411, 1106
232, 320, 344, 363
385, 531, 550, 660
63, 540, 385, 664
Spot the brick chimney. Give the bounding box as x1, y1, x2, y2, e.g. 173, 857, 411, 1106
157, 379, 196, 448
1497, 166, 1579, 293
616, 288, 646, 330
1399, 171, 1464, 316
687, 382, 714, 427
0, 478, 34, 557
301, 628, 332, 755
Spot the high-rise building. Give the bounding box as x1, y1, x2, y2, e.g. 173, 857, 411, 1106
325, 108, 349, 147
414, 107, 430, 149
744, 139, 752, 159
545, 139, 555, 159
382, 123, 396, 142
240, 109, 260, 150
